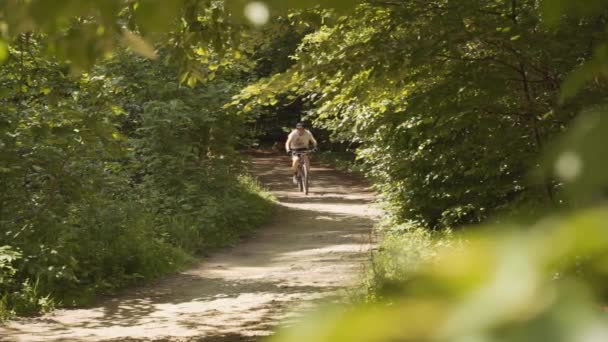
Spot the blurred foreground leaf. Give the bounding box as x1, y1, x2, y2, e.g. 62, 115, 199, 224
542, 0, 608, 101
271, 207, 608, 342
0, 39, 8, 64
559, 45, 608, 103
225, 0, 352, 25
122, 30, 158, 60
544, 106, 608, 205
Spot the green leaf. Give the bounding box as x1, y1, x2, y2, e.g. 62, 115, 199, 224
122, 30, 158, 60
0, 39, 8, 64
187, 76, 197, 88
559, 44, 608, 103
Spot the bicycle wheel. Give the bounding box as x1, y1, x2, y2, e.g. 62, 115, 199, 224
302, 164, 309, 195
297, 164, 304, 192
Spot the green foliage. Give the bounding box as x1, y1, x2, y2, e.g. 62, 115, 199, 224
0, 246, 21, 285
273, 207, 608, 342
267, 1, 608, 341
0, 39, 8, 63
0, 0, 349, 74
9, 278, 55, 317
233, 0, 608, 229
542, 0, 608, 25
0, 33, 274, 318
315, 150, 364, 174
2, 4, 608, 342
1, 247, 56, 317
365, 225, 454, 302
544, 106, 608, 206
541, 0, 608, 102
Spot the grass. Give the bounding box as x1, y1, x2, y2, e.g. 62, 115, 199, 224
363, 219, 456, 302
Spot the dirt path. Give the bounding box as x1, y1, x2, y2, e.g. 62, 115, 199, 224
0, 152, 380, 342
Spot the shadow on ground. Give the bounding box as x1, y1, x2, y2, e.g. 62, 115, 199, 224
0, 151, 378, 342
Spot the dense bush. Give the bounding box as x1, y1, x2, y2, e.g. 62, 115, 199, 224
0, 38, 274, 318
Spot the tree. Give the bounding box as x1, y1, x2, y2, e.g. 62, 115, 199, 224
232, 0, 607, 228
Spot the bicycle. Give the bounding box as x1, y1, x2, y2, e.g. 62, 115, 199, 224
290, 149, 315, 195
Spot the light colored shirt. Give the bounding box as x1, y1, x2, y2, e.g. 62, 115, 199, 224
286, 129, 317, 151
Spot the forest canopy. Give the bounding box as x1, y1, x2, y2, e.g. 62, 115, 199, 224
1, 0, 608, 340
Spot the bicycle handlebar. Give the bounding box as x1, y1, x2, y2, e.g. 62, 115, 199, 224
288, 149, 316, 155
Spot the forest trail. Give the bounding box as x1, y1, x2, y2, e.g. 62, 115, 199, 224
0, 151, 380, 342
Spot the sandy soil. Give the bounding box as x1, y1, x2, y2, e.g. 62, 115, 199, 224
0, 151, 380, 342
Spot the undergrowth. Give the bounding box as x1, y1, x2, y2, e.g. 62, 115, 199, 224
364, 219, 456, 302
0, 175, 274, 319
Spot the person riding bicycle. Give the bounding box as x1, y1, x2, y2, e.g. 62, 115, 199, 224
285, 122, 318, 184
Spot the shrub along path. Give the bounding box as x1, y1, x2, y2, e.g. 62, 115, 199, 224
0, 151, 380, 341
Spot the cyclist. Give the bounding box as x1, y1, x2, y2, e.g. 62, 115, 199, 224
285, 122, 318, 184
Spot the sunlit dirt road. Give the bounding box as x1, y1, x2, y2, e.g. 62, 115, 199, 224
0, 151, 379, 342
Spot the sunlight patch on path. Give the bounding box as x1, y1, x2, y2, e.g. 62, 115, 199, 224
0, 152, 379, 342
